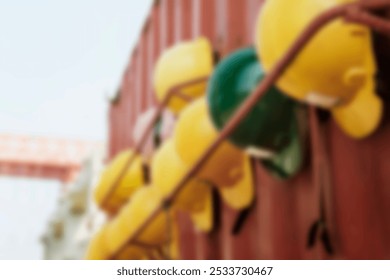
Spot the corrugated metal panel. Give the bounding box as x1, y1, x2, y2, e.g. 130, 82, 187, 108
107, 0, 390, 259
327, 117, 390, 259
121, 68, 131, 149
219, 0, 258, 261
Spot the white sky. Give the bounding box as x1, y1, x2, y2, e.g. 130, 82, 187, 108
0, 177, 60, 259
0, 0, 153, 259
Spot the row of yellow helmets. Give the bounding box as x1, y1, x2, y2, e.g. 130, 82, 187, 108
86, 39, 255, 260
86, 101, 256, 260
86, 0, 383, 260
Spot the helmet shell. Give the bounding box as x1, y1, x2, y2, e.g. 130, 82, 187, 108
106, 187, 170, 249
207, 47, 296, 153
151, 139, 210, 213
173, 97, 245, 187
153, 37, 213, 114
94, 150, 145, 213
85, 224, 111, 260
256, 0, 377, 108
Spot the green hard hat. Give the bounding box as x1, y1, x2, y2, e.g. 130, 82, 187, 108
207, 47, 307, 179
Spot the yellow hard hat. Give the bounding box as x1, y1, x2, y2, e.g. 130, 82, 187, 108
219, 155, 255, 210
256, 0, 382, 138
85, 224, 111, 260
332, 73, 383, 138
114, 245, 148, 260
106, 186, 171, 251
190, 186, 214, 232
107, 223, 147, 260
94, 149, 145, 213
86, 224, 147, 260
174, 97, 245, 187
151, 139, 211, 214
153, 37, 213, 114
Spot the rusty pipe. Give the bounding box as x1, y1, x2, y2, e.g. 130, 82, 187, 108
345, 9, 390, 35
101, 76, 208, 209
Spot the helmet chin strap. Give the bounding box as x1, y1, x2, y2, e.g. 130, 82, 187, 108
306, 106, 334, 255
246, 146, 276, 159
305, 92, 341, 108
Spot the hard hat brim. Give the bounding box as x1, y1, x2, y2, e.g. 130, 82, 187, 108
332, 89, 383, 139
190, 187, 214, 232
219, 155, 255, 210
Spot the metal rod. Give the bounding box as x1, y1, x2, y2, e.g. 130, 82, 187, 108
132, 241, 163, 249
358, 0, 390, 10
174, 91, 195, 102
110, 0, 390, 259
345, 9, 390, 35
101, 76, 209, 209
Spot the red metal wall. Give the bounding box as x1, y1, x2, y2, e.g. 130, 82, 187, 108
108, 0, 390, 260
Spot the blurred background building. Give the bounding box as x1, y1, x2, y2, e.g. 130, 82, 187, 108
40, 147, 105, 260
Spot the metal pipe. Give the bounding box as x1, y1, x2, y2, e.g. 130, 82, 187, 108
101, 76, 209, 209
345, 9, 390, 35
110, 0, 390, 259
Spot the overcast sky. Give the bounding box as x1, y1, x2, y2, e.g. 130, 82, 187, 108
0, 0, 152, 259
